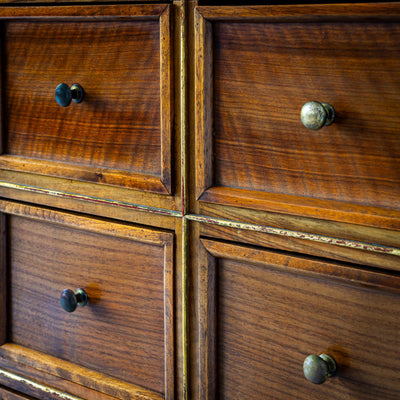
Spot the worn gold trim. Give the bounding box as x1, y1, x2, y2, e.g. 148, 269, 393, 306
186, 214, 400, 257
179, 0, 189, 398
0, 368, 85, 400
0, 181, 399, 257
0, 181, 181, 218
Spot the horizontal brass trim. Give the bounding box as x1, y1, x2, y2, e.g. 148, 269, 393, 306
186, 214, 400, 257
0, 181, 182, 218
0, 368, 85, 400
1, 180, 399, 257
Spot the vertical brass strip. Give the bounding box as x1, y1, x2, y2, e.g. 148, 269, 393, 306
179, 0, 189, 398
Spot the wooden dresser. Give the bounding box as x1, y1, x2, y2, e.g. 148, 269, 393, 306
0, 1, 399, 399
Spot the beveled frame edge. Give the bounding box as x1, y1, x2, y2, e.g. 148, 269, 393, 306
0, 200, 175, 400
194, 8, 213, 200
0, 212, 6, 346
198, 239, 217, 400
160, 4, 173, 195
0, 3, 174, 196
196, 3, 400, 21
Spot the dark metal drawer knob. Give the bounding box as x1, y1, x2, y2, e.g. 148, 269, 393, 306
301, 101, 335, 130
303, 353, 337, 384
60, 288, 88, 313
55, 83, 84, 107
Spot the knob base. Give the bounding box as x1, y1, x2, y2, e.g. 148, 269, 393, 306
321, 103, 335, 126
70, 83, 84, 104
60, 288, 88, 313
303, 353, 337, 384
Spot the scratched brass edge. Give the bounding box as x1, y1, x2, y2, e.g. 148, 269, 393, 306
179, 0, 189, 399
0, 368, 85, 400
1, 181, 398, 257
0, 181, 182, 218
186, 214, 400, 257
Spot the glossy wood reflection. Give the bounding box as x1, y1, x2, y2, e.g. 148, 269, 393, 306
199, 239, 400, 400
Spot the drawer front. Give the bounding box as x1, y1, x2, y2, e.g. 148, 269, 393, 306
198, 239, 400, 400
0, 201, 174, 399
0, 5, 172, 194
195, 4, 400, 227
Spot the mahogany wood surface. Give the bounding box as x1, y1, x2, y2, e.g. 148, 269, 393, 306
0, 201, 174, 399
195, 4, 400, 227
198, 238, 400, 400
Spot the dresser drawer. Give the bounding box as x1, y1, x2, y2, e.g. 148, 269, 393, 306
198, 239, 400, 399
195, 4, 400, 227
0, 201, 174, 400
0, 4, 172, 194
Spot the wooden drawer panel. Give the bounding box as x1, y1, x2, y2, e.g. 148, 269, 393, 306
198, 239, 400, 399
0, 5, 172, 194
0, 201, 174, 399
195, 4, 400, 228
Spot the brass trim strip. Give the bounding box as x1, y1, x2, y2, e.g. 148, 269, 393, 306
186, 214, 400, 257
0, 181, 182, 218
0, 368, 85, 400
179, 0, 189, 398
1, 180, 399, 257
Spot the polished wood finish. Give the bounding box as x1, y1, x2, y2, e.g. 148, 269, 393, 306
198, 238, 400, 399
0, 1, 399, 400
0, 4, 172, 194
0, 201, 174, 399
195, 3, 400, 229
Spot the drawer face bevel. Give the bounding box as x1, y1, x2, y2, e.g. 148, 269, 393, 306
195, 4, 400, 226
198, 238, 400, 400
0, 5, 173, 195
0, 201, 174, 399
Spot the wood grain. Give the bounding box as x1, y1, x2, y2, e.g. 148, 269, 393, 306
195, 4, 400, 226
0, 201, 174, 398
1, 4, 173, 194
199, 238, 400, 400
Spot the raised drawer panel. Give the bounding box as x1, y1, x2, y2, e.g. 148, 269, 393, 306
195, 4, 400, 227
0, 5, 172, 194
0, 201, 174, 399
198, 239, 400, 400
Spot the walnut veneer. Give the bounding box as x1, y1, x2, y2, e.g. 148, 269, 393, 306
0, 1, 399, 400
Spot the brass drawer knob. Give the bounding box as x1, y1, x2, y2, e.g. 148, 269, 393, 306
301, 101, 335, 130
303, 354, 337, 384
55, 83, 84, 107
60, 288, 88, 313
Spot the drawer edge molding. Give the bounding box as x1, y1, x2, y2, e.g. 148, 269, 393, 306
0, 181, 181, 218
196, 3, 400, 21
0, 367, 85, 400
199, 187, 400, 231
188, 214, 400, 260
0, 4, 168, 20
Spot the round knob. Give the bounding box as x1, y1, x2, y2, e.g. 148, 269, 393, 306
60, 288, 88, 313
301, 101, 335, 130
303, 354, 337, 384
55, 83, 84, 107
